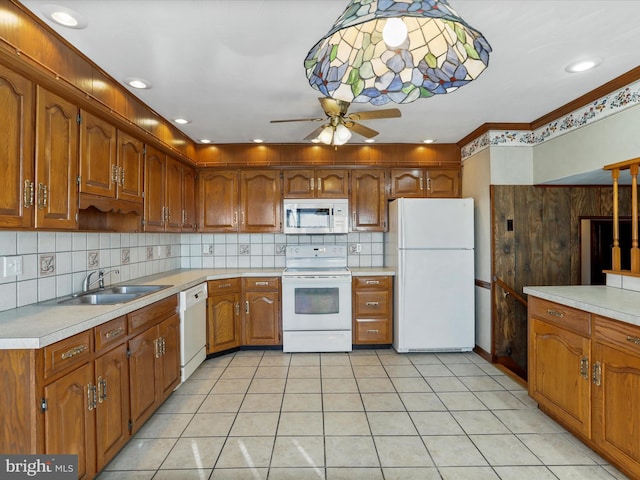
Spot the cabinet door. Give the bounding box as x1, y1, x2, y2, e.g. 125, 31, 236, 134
117, 131, 144, 203
529, 318, 591, 437
158, 314, 181, 401
207, 292, 241, 353
182, 165, 197, 231
164, 156, 183, 232
199, 170, 238, 232
283, 169, 314, 198
44, 363, 96, 480
128, 326, 159, 432
351, 169, 386, 231
79, 110, 117, 198
143, 145, 165, 232
317, 169, 349, 197
244, 290, 281, 345
426, 168, 460, 198
390, 169, 424, 198
35, 87, 78, 229
94, 344, 130, 471
0, 65, 34, 228
240, 169, 281, 232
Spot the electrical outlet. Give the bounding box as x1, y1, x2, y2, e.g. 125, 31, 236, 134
356, 243, 362, 253
2, 256, 23, 277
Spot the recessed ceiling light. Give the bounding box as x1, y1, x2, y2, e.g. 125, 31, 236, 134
253, 138, 264, 143
125, 78, 151, 89
200, 139, 212, 144
423, 139, 436, 144
565, 58, 602, 73
174, 118, 190, 125
365, 138, 376, 143
41, 4, 87, 29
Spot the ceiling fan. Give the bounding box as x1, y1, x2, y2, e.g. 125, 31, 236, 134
270, 97, 401, 144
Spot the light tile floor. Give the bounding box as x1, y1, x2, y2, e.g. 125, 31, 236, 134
97, 349, 630, 480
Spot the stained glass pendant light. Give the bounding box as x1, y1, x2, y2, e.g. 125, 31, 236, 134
304, 0, 491, 105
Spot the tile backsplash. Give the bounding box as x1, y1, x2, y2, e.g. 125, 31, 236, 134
0, 231, 383, 313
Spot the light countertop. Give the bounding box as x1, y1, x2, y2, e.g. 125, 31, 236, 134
0, 267, 394, 350
524, 285, 640, 327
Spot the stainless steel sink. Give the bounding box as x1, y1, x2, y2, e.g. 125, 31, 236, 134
56, 284, 172, 305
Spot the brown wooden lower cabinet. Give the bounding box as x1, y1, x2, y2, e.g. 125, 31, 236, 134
352, 276, 393, 344
207, 278, 242, 353
243, 277, 281, 346
528, 296, 640, 479
0, 296, 180, 480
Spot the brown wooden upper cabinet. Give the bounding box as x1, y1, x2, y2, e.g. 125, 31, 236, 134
35, 86, 79, 229
351, 169, 386, 231
164, 156, 183, 232
198, 170, 238, 232
390, 168, 460, 198
283, 169, 349, 198
182, 165, 197, 231
0, 64, 34, 229
144, 148, 188, 232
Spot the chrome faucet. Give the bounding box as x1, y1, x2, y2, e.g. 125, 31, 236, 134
82, 269, 120, 292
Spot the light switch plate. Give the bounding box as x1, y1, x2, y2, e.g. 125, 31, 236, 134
2, 255, 23, 277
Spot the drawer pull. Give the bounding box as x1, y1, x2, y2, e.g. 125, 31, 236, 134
366, 329, 380, 334
61, 344, 88, 360
105, 327, 125, 339
365, 301, 380, 307
546, 309, 565, 318
218, 283, 232, 289
255, 281, 269, 286
627, 336, 640, 345
365, 280, 380, 285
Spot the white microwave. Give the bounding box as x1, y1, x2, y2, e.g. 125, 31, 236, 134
283, 199, 349, 234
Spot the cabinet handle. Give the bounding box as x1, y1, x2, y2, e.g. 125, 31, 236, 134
219, 283, 232, 289
119, 167, 125, 187
233, 212, 237, 225
97, 376, 107, 403
366, 329, 380, 334
23, 180, 34, 208
352, 212, 356, 225
61, 344, 88, 360
183, 210, 187, 224
365, 280, 380, 285
235, 302, 240, 315
427, 177, 432, 192
154, 338, 161, 358
365, 301, 380, 307
167, 208, 171, 223
419, 177, 424, 191
317, 178, 322, 191
627, 335, 640, 345
161, 337, 166, 356
310, 178, 314, 191
241, 211, 245, 225
111, 164, 119, 184
255, 281, 269, 286
579, 357, 589, 380
245, 300, 249, 314
105, 326, 124, 339
546, 309, 565, 318
37, 183, 48, 209
87, 383, 97, 411
592, 361, 602, 386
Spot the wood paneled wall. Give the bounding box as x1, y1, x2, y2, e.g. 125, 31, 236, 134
491, 185, 631, 379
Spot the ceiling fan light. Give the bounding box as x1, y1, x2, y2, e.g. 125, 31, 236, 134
317, 126, 334, 145
333, 124, 352, 145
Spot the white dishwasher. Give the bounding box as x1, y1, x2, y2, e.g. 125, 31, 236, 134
179, 282, 208, 383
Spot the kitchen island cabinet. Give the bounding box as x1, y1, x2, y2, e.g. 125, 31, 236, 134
526, 287, 640, 479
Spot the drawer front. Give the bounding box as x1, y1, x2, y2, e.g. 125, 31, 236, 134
354, 276, 391, 290
95, 316, 127, 352
529, 297, 590, 336
355, 291, 391, 317
355, 318, 391, 344
208, 278, 240, 293
595, 315, 640, 354
44, 330, 93, 379
128, 295, 178, 335
244, 277, 279, 291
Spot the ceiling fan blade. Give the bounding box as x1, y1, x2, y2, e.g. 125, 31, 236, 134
319, 97, 350, 117
347, 108, 402, 121
303, 125, 326, 141
270, 117, 324, 123
348, 121, 379, 139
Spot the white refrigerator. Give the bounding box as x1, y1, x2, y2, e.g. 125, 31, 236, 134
385, 198, 475, 352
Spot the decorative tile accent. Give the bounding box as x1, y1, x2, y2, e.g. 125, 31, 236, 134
203, 244, 214, 255
87, 250, 99, 268
121, 248, 130, 265
39, 255, 55, 276
146, 247, 154, 260
165, 245, 172, 257
348, 244, 360, 254
239, 244, 250, 255
275, 244, 286, 255
462, 78, 640, 160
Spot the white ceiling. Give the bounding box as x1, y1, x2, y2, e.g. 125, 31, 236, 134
20, 0, 640, 148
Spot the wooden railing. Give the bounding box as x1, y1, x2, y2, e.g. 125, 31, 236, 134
604, 158, 640, 274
